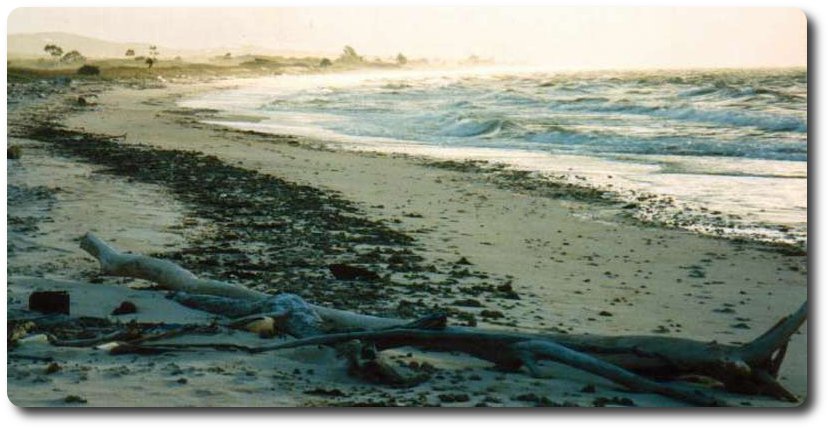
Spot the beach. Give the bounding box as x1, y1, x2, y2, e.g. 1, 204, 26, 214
6, 76, 808, 407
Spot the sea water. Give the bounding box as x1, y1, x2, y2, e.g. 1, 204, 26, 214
181, 67, 807, 246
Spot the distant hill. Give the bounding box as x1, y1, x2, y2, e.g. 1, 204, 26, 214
8, 32, 333, 60
6, 32, 178, 59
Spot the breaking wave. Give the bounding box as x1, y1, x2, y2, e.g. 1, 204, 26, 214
246, 68, 806, 162
182, 67, 808, 245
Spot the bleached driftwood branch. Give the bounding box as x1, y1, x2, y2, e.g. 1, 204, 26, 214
81, 233, 402, 334
78, 232, 806, 405
81, 233, 267, 301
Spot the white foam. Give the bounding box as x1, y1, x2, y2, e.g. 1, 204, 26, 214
181, 68, 808, 244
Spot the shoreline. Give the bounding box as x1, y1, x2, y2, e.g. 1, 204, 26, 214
179, 69, 807, 249
7, 77, 808, 406
205, 120, 809, 254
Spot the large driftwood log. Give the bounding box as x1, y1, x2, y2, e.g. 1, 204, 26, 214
79, 232, 806, 405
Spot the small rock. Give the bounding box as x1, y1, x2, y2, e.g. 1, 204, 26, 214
7, 145, 22, 159
328, 263, 380, 281
111, 301, 138, 315
29, 291, 70, 315
452, 299, 483, 307
64, 395, 87, 404
480, 310, 505, 319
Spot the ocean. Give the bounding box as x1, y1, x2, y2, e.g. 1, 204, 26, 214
180, 67, 807, 246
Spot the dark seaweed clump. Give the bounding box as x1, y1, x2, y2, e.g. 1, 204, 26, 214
422, 159, 610, 202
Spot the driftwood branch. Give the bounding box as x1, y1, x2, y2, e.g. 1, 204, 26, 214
78, 232, 806, 406
145, 324, 724, 406
81, 233, 268, 301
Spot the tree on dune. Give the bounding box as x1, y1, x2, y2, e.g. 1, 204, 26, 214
43, 44, 63, 61
60, 50, 86, 64
338, 45, 363, 63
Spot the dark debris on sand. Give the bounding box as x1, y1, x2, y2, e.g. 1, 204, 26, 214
21, 121, 517, 319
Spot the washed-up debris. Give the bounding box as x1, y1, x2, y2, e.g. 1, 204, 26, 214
328, 263, 380, 281
77, 233, 813, 406
29, 291, 70, 315
111, 301, 138, 315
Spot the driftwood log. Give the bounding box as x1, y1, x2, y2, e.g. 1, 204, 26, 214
78, 232, 806, 406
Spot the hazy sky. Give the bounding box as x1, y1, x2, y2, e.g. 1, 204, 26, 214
8, 7, 807, 69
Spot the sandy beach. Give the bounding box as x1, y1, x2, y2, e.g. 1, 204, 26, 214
6, 77, 808, 407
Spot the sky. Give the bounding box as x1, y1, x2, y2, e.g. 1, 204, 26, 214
7, 7, 807, 69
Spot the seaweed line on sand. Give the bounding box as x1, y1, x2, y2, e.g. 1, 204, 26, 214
19, 118, 526, 326
175, 108, 806, 256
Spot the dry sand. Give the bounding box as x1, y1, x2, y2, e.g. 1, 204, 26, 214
6, 78, 808, 407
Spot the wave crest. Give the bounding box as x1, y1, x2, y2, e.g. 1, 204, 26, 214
439, 118, 507, 137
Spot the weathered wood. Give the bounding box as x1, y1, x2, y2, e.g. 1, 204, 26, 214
49, 330, 128, 347
81, 233, 267, 301
144, 325, 724, 406
83, 232, 398, 332
77, 233, 806, 405
168, 286, 805, 399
